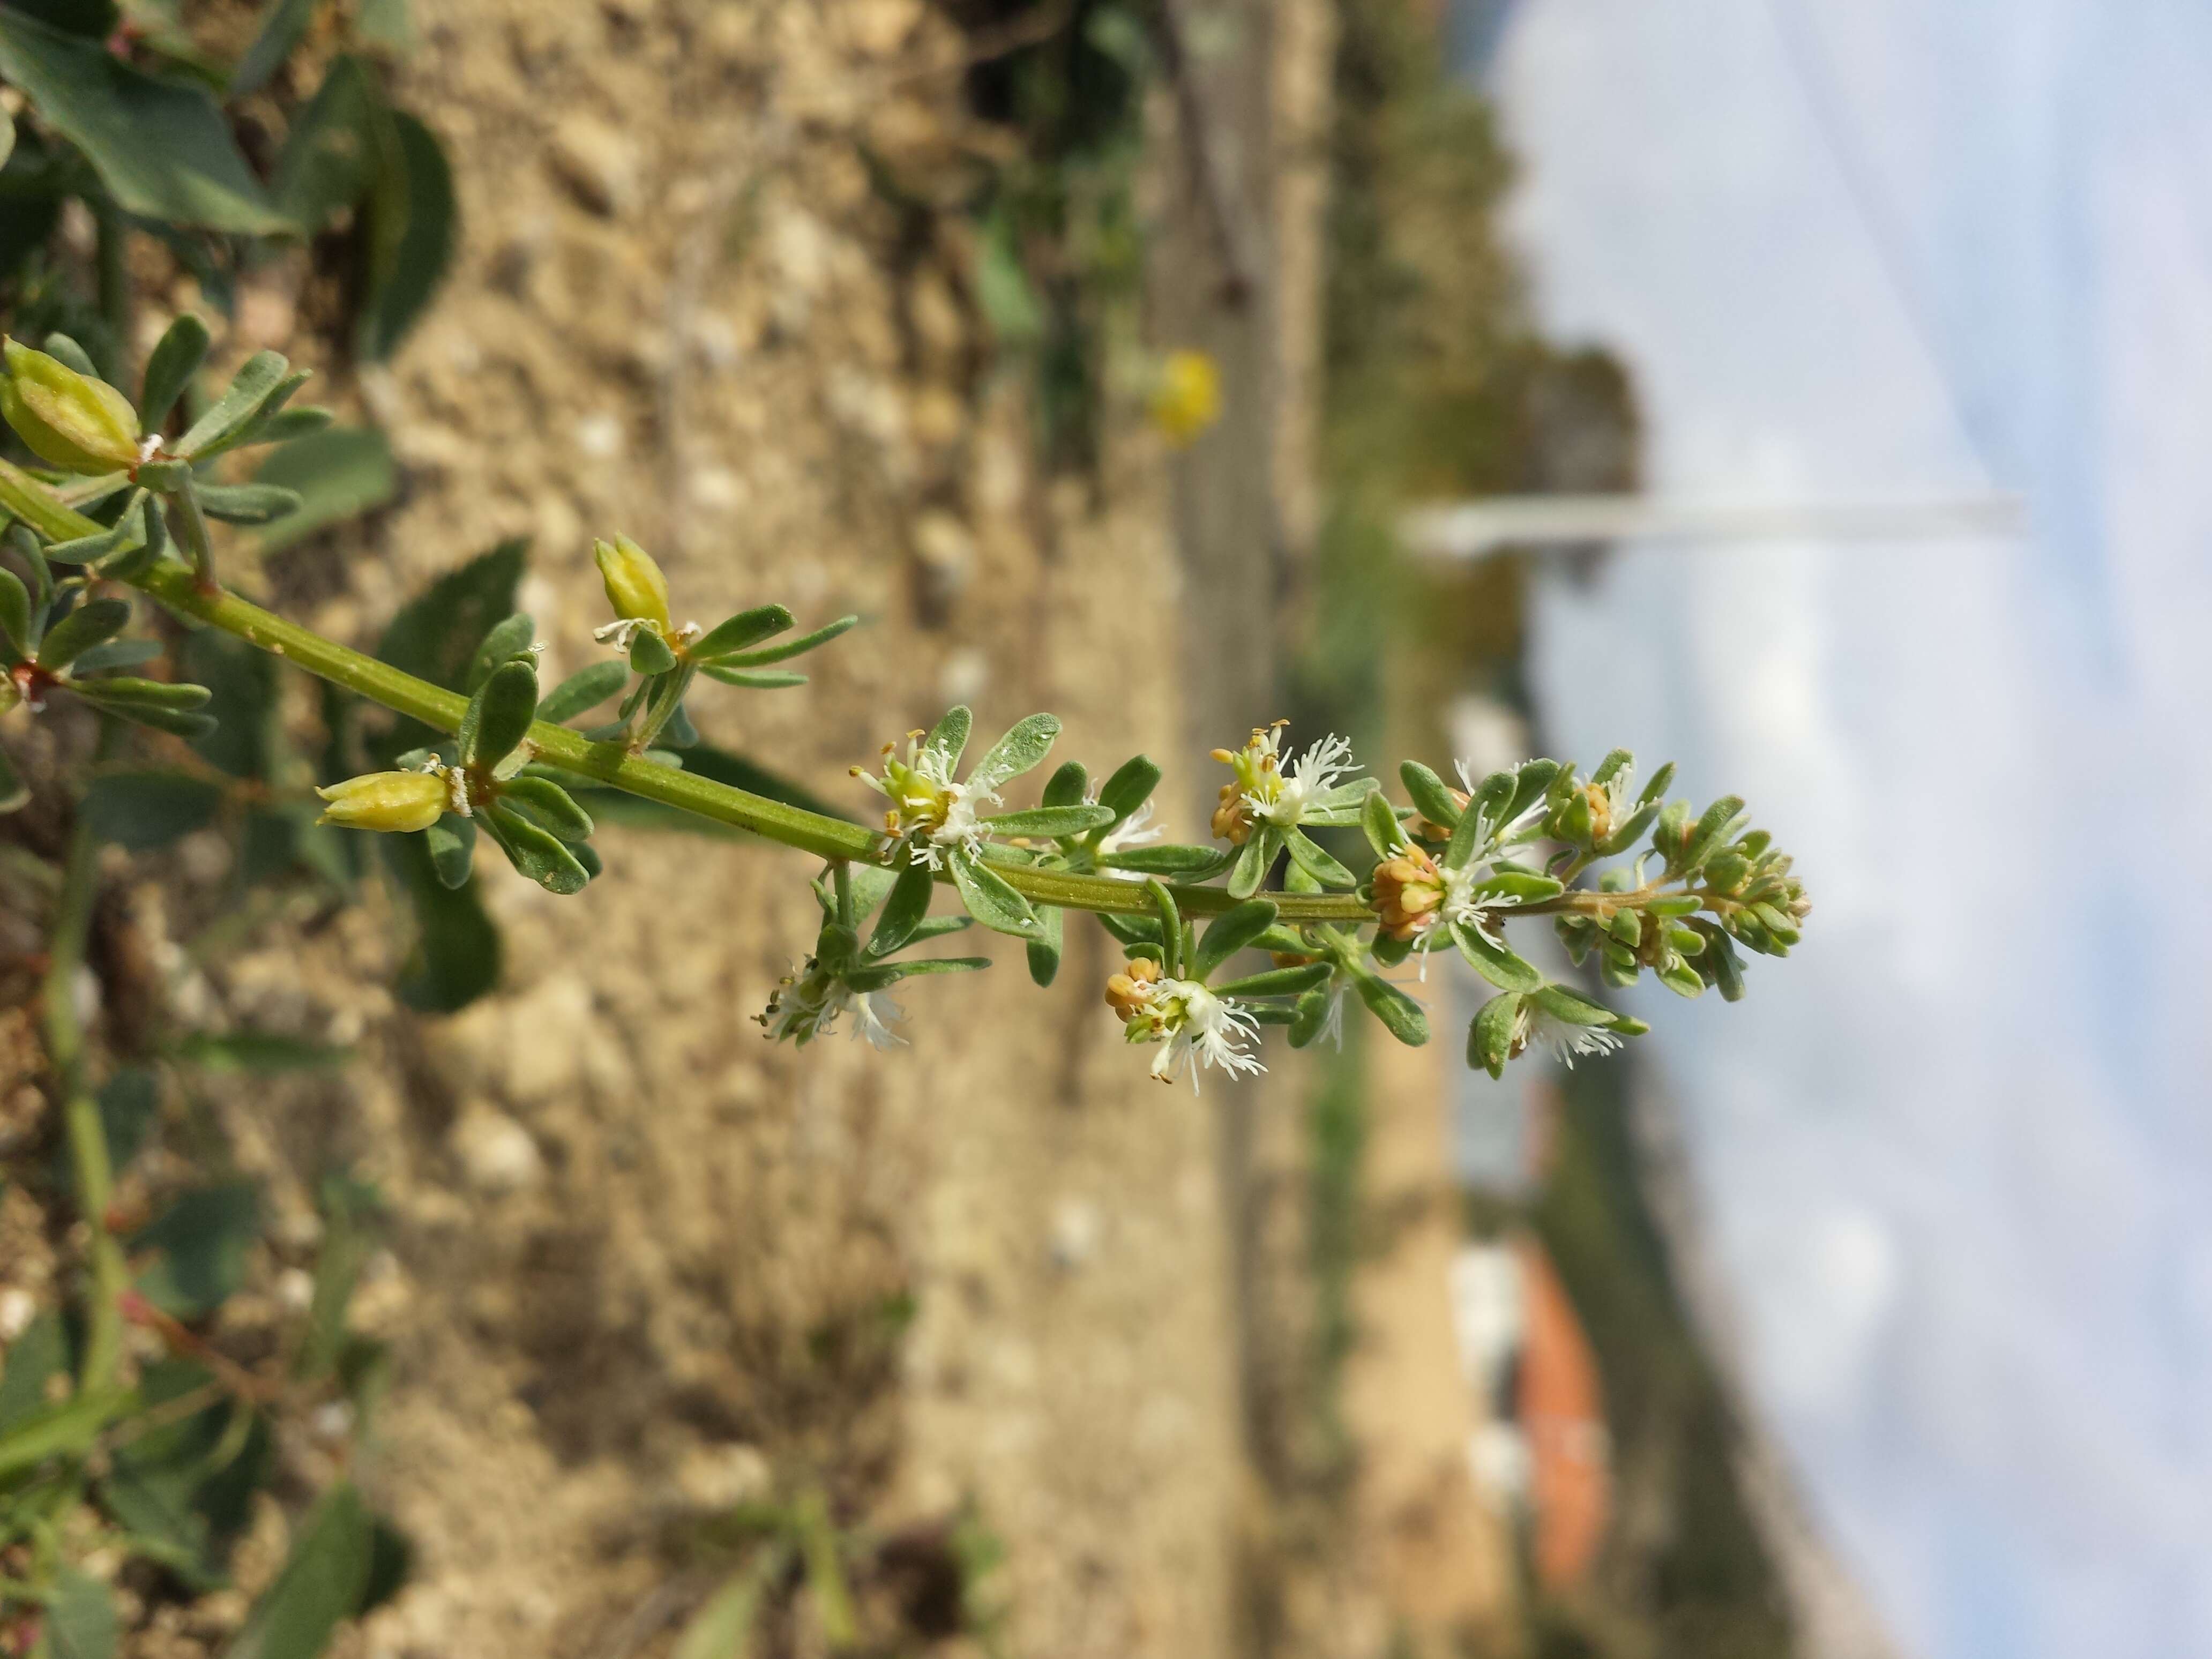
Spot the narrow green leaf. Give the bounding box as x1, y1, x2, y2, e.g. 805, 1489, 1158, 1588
1530, 983, 1618, 1027
1026, 902, 1063, 987
40, 330, 97, 377
1451, 918, 1541, 992
0, 564, 31, 659
1283, 828, 1356, 889
195, 482, 303, 525
1469, 992, 1523, 1078
1227, 828, 1277, 900
1288, 986, 1332, 1048
627, 626, 676, 676
1097, 753, 1162, 821
1193, 898, 1278, 982
1356, 974, 1430, 1045
537, 660, 626, 724
968, 711, 1059, 791
867, 860, 936, 957
459, 659, 537, 769
949, 849, 1039, 938
495, 775, 591, 841
42, 504, 146, 566
482, 804, 588, 895
174, 1032, 350, 1073
175, 350, 292, 458
1362, 789, 1406, 859
691, 603, 793, 661
1213, 961, 1330, 998
1040, 759, 1087, 808
1100, 843, 1231, 878
1399, 761, 1462, 832
141, 313, 211, 427
672, 1549, 783, 1659
981, 803, 1115, 838
921, 705, 972, 772
715, 612, 858, 666
698, 664, 806, 689
1146, 879, 1182, 979
423, 815, 475, 889
37, 597, 132, 669
462, 613, 536, 692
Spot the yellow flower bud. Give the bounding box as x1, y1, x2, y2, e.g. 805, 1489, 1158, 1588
1105, 956, 1163, 1022
316, 770, 451, 833
1372, 846, 1446, 940
0, 339, 141, 474
593, 535, 672, 633
1149, 349, 1221, 447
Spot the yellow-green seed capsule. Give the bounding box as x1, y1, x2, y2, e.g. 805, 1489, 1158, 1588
316, 770, 450, 833
0, 339, 141, 474
593, 535, 672, 633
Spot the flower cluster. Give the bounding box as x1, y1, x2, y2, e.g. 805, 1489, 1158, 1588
0, 338, 1809, 1095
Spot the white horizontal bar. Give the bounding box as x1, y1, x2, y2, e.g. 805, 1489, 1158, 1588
1400, 493, 2028, 558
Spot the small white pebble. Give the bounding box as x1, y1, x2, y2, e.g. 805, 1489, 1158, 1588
275, 1268, 315, 1315
0, 1287, 38, 1341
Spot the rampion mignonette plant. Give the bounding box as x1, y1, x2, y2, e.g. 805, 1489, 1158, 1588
0, 327, 1810, 1093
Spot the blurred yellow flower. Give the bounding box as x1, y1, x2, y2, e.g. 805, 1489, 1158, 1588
1149, 349, 1222, 446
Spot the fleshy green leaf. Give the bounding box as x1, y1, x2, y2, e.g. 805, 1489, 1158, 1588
459, 660, 537, 769
358, 111, 455, 360
867, 860, 936, 958
921, 705, 972, 772
1399, 761, 1462, 832
537, 660, 626, 724
1451, 918, 1541, 993
698, 665, 806, 689
1097, 754, 1161, 821
141, 313, 211, 428
1226, 828, 1277, 900
1288, 986, 1332, 1049
462, 614, 536, 693
968, 712, 1058, 791
1040, 759, 1087, 808
173, 1031, 350, 1073
1362, 789, 1406, 860
692, 603, 793, 661
174, 350, 293, 458
1026, 901, 1063, 987
482, 803, 587, 894
981, 803, 1115, 838
1283, 828, 1355, 889
948, 849, 1039, 937
423, 814, 475, 889
628, 626, 676, 676
1356, 974, 1430, 1046
713, 612, 858, 667
1212, 961, 1330, 998
71, 678, 216, 738
0, 564, 31, 659
1469, 991, 1522, 1078
195, 482, 304, 525
1098, 843, 1231, 878
1192, 898, 1277, 982
35, 596, 129, 669
496, 775, 591, 841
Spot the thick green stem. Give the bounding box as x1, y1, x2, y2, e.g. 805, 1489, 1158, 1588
46, 723, 127, 1393
118, 560, 1371, 921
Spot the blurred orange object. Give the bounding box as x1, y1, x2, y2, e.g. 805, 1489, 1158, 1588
1515, 1237, 1611, 1590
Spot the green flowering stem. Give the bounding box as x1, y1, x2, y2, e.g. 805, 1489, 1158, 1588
46, 720, 127, 1394
107, 558, 1369, 922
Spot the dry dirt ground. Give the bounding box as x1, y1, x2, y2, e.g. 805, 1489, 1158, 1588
109, 3, 1251, 1654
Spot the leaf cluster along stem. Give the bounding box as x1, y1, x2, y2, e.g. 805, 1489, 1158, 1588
113, 561, 1374, 923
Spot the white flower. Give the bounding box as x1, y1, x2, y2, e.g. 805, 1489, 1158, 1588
1092, 796, 1162, 878
1516, 1003, 1622, 1068
854, 734, 1000, 869
1254, 733, 1358, 828
759, 967, 906, 1049
1120, 977, 1265, 1092
1438, 859, 1511, 940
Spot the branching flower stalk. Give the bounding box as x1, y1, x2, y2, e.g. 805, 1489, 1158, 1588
0, 330, 1810, 1093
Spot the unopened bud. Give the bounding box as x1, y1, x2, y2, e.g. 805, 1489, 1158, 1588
0, 338, 140, 473
1410, 787, 1469, 843
1371, 846, 1445, 939
1210, 780, 1254, 845
1105, 956, 1162, 1021
316, 769, 450, 833
593, 534, 672, 633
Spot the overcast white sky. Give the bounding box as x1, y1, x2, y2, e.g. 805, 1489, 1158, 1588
1484, 3, 2212, 1656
